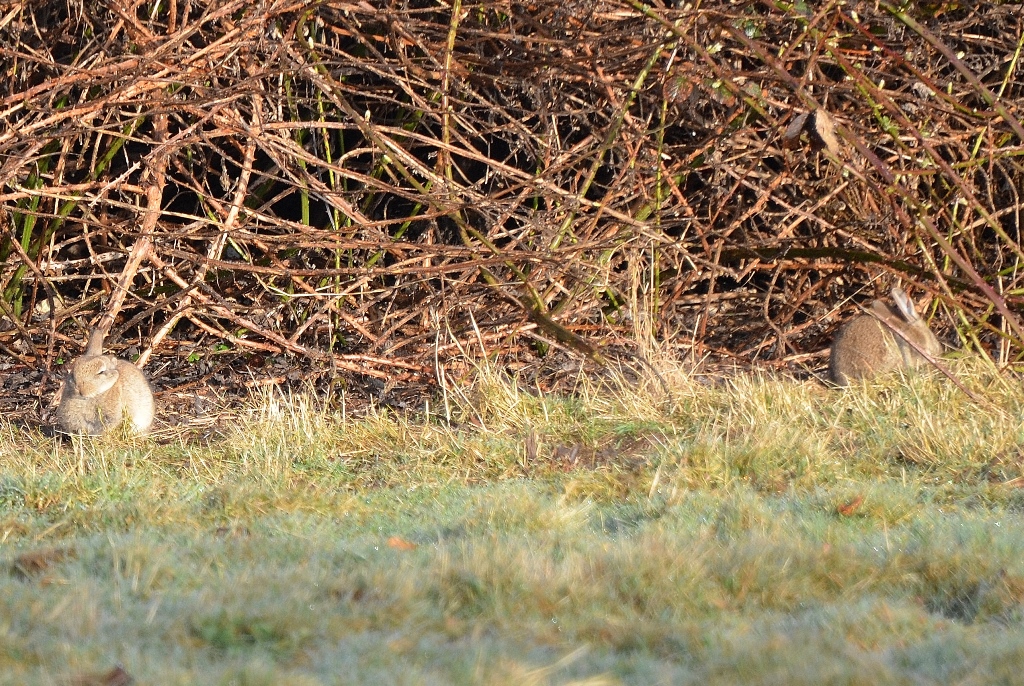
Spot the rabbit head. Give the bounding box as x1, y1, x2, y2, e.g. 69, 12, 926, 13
69, 354, 122, 398
829, 287, 942, 386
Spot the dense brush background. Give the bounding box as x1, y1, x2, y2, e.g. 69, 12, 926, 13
0, 0, 1022, 406
4, 4, 1024, 682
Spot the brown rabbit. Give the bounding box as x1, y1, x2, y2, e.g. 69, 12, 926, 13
55, 329, 155, 435
829, 287, 942, 386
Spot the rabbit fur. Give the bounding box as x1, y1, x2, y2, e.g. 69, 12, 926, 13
55, 329, 155, 435
829, 287, 942, 386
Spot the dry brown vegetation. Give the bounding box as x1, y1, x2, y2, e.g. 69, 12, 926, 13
0, 0, 1022, 411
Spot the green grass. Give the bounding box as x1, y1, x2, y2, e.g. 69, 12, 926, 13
4, 360, 1024, 684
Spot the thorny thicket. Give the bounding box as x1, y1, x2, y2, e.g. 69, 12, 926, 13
0, 1, 1021, 396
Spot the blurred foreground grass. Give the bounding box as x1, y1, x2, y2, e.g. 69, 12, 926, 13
3, 360, 1024, 684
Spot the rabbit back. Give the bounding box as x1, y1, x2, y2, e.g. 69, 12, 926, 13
829, 288, 941, 386
829, 309, 905, 385
108, 359, 155, 432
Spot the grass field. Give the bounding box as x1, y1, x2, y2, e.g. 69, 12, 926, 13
3, 360, 1024, 684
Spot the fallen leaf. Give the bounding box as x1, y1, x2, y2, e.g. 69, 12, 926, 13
12, 545, 77, 579
782, 109, 841, 157
388, 636, 416, 653
664, 72, 694, 104
837, 495, 865, 517
66, 664, 134, 686
214, 525, 251, 539
808, 108, 840, 156
782, 112, 810, 148
387, 536, 417, 551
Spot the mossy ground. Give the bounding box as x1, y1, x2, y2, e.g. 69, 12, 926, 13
3, 359, 1024, 684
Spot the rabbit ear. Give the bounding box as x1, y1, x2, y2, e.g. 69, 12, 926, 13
85, 328, 106, 356
890, 287, 921, 323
